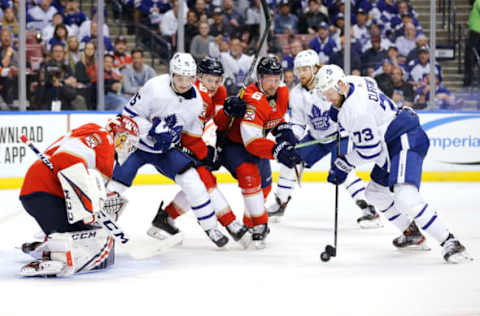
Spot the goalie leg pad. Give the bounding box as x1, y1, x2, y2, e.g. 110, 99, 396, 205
58, 163, 106, 225
20, 192, 93, 235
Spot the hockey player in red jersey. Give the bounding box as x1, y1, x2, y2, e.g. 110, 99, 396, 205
19, 115, 140, 277
215, 56, 302, 248
148, 57, 251, 247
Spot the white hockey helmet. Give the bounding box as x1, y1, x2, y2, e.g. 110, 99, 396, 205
294, 49, 320, 76
169, 52, 197, 78
315, 64, 346, 95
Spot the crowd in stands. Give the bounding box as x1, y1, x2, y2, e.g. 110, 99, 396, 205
0, 0, 468, 111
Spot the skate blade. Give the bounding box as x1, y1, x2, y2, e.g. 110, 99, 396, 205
19, 261, 65, 277
237, 231, 253, 249
358, 218, 384, 229
268, 216, 283, 224
397, 242, 431, 251
253, 240, 266, 249
445, 251, 474, 264
147, 226, 181, 243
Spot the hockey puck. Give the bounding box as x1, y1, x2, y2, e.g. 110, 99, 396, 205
320, 251, 330, 262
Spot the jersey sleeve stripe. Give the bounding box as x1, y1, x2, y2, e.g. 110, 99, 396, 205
357, 149, 382, 160
355, 141, 381, 149
139, 139, 156, 150
123, 106, 138, 117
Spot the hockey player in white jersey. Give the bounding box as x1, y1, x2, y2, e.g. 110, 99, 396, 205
316, 64, 472, 263
268, 50, 381, 228
107, 52, 229, 248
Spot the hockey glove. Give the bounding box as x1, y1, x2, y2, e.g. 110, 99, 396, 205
201, 145, 220, 170
273, 141, 302, 168
327, 156, 354, 185
273, 122, 298, 145
223, 96, 247, 118
329, 105, 340, 123
148, 118, 183, 152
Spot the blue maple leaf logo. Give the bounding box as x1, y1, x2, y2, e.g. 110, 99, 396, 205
308, 105, 330, 131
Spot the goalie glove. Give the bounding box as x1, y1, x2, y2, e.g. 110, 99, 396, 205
103, 192, 129, 221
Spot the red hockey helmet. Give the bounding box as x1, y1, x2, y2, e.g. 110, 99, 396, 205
106, 115, 140, 165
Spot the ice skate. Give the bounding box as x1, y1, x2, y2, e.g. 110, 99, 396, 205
252, 224, 270, 249
442, 235, 473, 264
21, 241, 46, 255
20, 259, 65, 277
205, 228, 229, 247
356, 200, 383, 229
267, 195, 291, 223
226, 220, 252, 249
393, 221, 430, 250
147, 201, 180, 240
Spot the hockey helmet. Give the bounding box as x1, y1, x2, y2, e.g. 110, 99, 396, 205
106, 115, 140, 165
198, 57, 224, 76
294, 49, 320, 84
256, 55, 283, 79
315, 64, 346, 95
169, 52, 197, 78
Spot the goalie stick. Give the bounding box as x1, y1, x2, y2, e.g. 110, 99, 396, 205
20, 135, 183, 260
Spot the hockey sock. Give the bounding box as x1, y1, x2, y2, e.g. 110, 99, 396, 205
276, 164, 296, 203
175, 168, 216, 231
167, 191, 189, 219
343, 172, 366, 201
209, 187, 236, 227
380, 202, 411, 232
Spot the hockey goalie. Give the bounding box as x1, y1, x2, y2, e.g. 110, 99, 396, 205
18, 115, 139, 277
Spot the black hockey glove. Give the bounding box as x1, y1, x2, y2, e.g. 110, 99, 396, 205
273, 141, 302, 168
223, 96, 247, 118
273, 122, 298, 145
201, 145, 220, 171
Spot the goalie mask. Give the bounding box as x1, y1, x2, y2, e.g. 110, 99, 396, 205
106, 115, 140, 165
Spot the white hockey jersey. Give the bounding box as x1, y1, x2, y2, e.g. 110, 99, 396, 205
338, 76, 398, 167
289, 84, 339, 143
122, 74, 204, 154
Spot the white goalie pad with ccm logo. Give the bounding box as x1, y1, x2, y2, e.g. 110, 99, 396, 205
58, 163, 106, 225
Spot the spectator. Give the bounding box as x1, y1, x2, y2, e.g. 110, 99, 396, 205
370, 0, 396, 34
392, 1, 421, 31
99, 54, 130, 111
74, 41, 96, 108
282, 39, 303, 70
385, 46, 408, 74
77, 10, 110, 44
393, 13, 422, 39
299, 0, 329, 34
190, 22, 216, 61
391, 66, 414, 107
406, 34, 428, 64
274, 1, 298, 35
32, 43, 87, 110
0, 28, 18, 108
63, 0, 86, 28
184, 10, 199, 52
361, 22, 394, 52
464, 0, 480, 86
46, 24, 69, 52
374, 59, 394, 97
42, 12, 73, 44
192, 0, 210, 20
245, 0, 261, 25
329, 35, 362, 75
137, 0, 171, 28
66, 35, 80, 70
284, 68, 297, 90
160, 0, 187, 49
415, 74, 455, 109
361, 34, 387, 76
220, 37, 253, 95
408, 46, 442, 86
2, 7, 18, 37
223, 0, 244, 32
113, 36, 132, 73
210, 6, 232, 38
395, 22, 416, 58
121, 48, 156, 96
309, 22, 338, 64
80, 21, 114, 52
353, 8, 369, 50
27, 0, 57, 31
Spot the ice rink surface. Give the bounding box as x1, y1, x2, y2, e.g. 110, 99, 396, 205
1, 182, 479, 316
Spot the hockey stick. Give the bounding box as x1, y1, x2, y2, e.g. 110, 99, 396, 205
294, 135, 337, 149
220, 0, 271, 141
20, 135, 183, 260
320, 132, 340, 262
